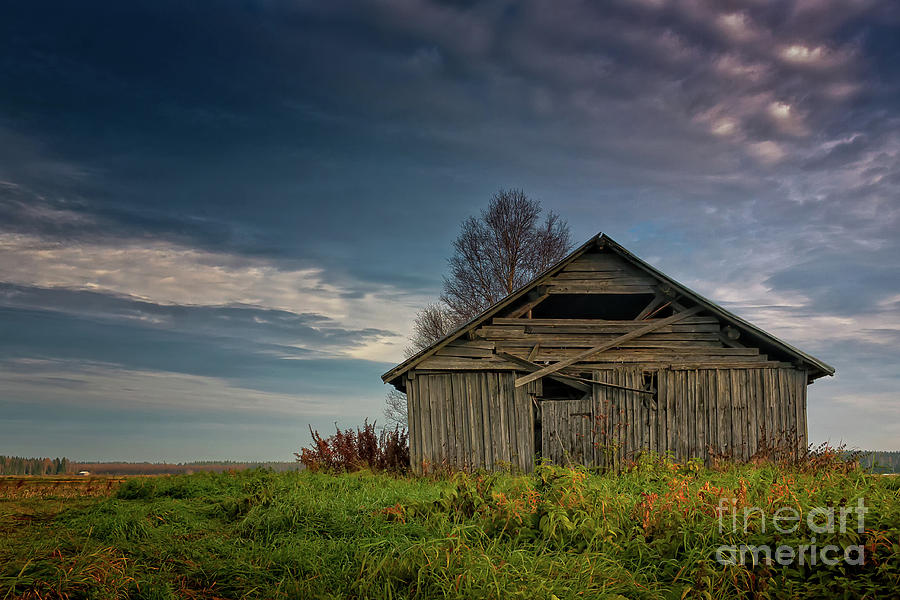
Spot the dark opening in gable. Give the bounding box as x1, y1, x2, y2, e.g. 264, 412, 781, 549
531, 293, 659, 320
540, 377, 587, 400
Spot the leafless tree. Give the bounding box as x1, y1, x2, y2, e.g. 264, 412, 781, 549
384, 189, 571, 428
441, 189, 571, 321
383, 387, 408, 429
405, 302, 456, 357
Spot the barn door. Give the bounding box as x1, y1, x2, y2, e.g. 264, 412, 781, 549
540, 367, 655, 470
540, 394, 596, 466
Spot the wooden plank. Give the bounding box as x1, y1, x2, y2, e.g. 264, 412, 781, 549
436, 346, 494, 358
681, 370, 689, 460
696, 371, 705, 460
633, 369, 643, 459
417, 356, 520, 370
541, 400, 551, 463
506, 293, 550, 318
422, 376, 435, 470
523, 323, 721, 334
446, 374, 458, 468
671, 371, 681, 461
508, 347, 760, 362
496, 352, 591, 393
740, 370, 750, 459
515, 306, 704, 387
492, 317, 719, 326
435, 375, 449, 469
528, 381, 538, 471
551, 271, 655, 283
546, 284, 657, 295
465, 374, 480, 469
480, 373, 493, 471
776, 368, 787, 444
732, 369, 745, 460
562, 253, 648, 273
618, 371, 627, 469
488, 374, 501, 468
636, 294, 666, 320
663, 370, 672, 458
762, 368, 772, 449
647, 370, 657, 455
546, 276, 657, 287
488, 332, 722, 343
444, 340, 495, 350
419, 376, 430, 471
576, 361, 787, 372
799, 371, 808, 450
717, 369, 726, 456
498, 373, 511, 465
584, 393, 594, 465
689, 370, 697, 459
750, 369, 761, 457
684, 370, 692, 460
520, 383, 531, 471
455, 373, 470, 469
514, 383, 528, 471
655, 369, 665, 457
408, 376, 420, 474
505, 373, 520, 470
703, 370, 714, 462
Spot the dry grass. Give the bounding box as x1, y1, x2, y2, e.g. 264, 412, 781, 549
0, 477, 125, 500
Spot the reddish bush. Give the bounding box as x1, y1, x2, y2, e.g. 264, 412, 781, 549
296, 421, 409, 474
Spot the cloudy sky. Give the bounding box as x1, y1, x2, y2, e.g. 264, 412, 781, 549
1, 0, 898, 461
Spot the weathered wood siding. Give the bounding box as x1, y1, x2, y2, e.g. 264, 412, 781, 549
406, 372, 540, 474
540, 366, 808, 468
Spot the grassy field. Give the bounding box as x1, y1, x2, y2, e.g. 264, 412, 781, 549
1, 460, 898, 599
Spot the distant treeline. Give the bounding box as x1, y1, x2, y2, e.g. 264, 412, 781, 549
3, 453, 898, 475
0, 456, 300, 476
0, 456, 70, 475
858, 451, 900, 474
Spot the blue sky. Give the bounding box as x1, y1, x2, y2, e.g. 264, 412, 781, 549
0, 0, 898, 461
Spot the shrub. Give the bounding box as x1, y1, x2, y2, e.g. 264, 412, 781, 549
296, 421, 409, 473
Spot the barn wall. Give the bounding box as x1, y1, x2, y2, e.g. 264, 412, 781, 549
540, 366, 808, 468
406, 371, 540, 474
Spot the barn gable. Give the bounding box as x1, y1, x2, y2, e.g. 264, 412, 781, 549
383, 233, 834, 389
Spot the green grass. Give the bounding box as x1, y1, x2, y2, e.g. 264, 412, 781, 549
1, 461, 898, 599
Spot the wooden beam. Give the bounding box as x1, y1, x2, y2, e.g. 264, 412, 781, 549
506, 292, 550, 318
498, 352, 655, 396
719, 333, 746, 349
497, 352, 590, 393
527, 342, 540, 362
515, 306, 704, 387
635, 293, 665, 320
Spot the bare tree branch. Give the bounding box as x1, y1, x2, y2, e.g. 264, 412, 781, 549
405, 302, 455, 357
383, 387, 408, 428
384, 188, 571, 426
441, 189, 571, 321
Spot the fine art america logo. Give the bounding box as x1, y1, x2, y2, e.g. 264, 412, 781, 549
715, 497, 868, 566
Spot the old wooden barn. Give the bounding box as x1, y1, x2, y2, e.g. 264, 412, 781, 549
383, 234, 834, 473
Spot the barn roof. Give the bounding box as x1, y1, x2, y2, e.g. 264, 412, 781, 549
382, 233, 835, 387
